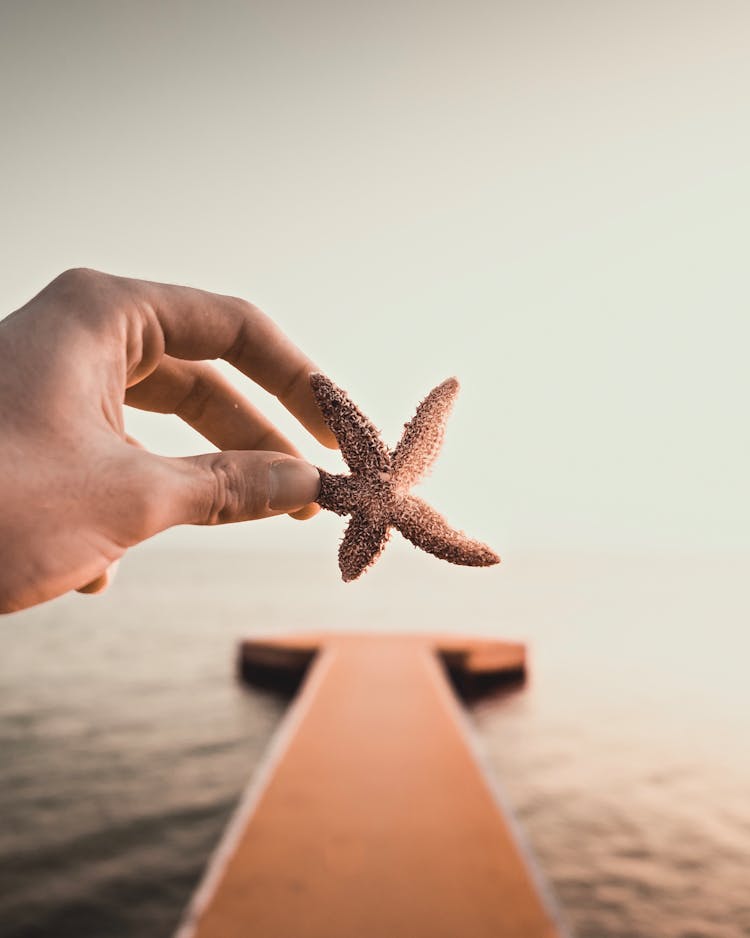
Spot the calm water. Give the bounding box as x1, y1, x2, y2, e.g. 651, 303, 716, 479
1, 546, 749, 938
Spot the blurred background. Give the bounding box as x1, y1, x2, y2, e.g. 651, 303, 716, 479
1, 2, 749, 936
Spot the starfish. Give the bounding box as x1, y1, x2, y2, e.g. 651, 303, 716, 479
311, 373, 501, 582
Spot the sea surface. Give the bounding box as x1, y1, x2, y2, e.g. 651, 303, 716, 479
1, 546, 749, 938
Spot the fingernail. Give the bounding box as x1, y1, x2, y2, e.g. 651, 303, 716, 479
269, 459, 320, 512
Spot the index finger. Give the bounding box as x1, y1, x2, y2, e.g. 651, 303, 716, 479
123, 275, 338, 449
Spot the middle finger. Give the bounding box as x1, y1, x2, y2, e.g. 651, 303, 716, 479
125, 356, 301, 457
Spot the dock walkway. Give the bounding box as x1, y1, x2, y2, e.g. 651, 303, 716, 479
177, 633, 562, 938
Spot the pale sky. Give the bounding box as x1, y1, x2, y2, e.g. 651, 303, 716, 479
1, 0, 748, 553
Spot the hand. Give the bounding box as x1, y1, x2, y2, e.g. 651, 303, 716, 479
0, 269, 336, 614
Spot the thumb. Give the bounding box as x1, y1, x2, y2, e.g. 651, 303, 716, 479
129, 450, 321, 540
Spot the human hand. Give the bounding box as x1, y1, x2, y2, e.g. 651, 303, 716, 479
0, 269, 336, 614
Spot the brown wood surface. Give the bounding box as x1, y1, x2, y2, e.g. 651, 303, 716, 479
180, 635, 561, 938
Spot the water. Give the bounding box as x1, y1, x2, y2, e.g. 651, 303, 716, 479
1, 546, 749, 938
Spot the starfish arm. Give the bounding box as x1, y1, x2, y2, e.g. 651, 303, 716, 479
338, 514, 390, 582
310, 374, 391, 473
392, 378, 459, 486
316, 469, 357, 517
392, 496, 500, 568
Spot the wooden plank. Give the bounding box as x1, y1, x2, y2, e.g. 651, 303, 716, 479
178, 635, 561, 938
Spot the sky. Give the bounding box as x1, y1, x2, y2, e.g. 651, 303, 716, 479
1, 0, 748, 553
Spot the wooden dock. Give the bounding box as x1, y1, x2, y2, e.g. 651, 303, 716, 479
176, 633, 563, 938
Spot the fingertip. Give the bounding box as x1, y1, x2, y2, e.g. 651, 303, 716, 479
313, 426, 339, 450
76, 561, 120, 595
289, 502, 321, 521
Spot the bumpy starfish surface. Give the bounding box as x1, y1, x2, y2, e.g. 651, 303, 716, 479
311, 373, 500, 582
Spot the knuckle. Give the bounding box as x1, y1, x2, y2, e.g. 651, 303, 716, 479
224, 297, 264, 363
47, 269, 117, 333
51, 267, 103, 296
204, 455, 261, 525
227, 295, 261, 319
205, 456, 243, 525
175, 366, 216, 424
278, 361, 310, 406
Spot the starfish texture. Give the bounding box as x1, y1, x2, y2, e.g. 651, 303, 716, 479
311, 373, 500, 582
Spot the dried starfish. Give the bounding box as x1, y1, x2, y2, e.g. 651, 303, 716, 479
311, 373, 500, 582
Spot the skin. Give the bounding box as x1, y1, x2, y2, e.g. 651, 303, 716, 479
0, 269, 337, 614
